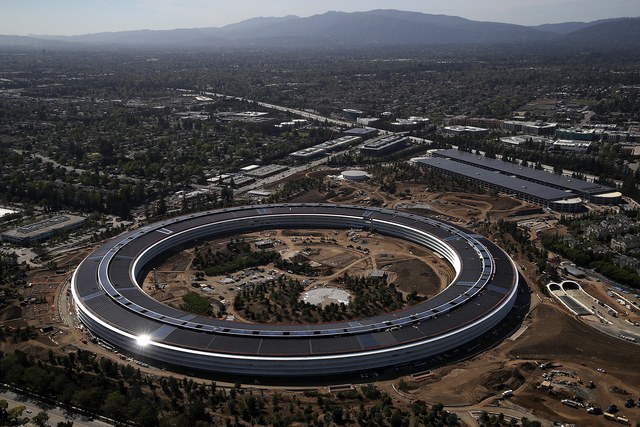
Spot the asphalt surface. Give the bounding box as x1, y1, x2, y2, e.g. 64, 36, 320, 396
0, 389, 111, 427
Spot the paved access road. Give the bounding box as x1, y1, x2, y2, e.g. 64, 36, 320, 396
1, 389, 112, 427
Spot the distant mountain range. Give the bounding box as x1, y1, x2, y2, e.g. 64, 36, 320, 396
1, 10, 639, 50
532, 18, 622, 35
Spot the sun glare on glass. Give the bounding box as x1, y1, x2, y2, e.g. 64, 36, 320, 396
136, 334, 151, 347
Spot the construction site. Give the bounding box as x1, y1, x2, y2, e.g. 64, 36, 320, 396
2, 167, 639, 426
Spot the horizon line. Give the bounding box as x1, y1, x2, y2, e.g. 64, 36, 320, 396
1, 9, 636, 38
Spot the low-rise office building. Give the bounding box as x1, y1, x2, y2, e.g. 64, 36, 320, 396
502, 120, 557, 135
448, 115, 502, 129
500, 135, 552, 146
360, 135, 408, 156
342, 109, 364, 122
356, 118, 380, 127
552, 140, 592, 153
500, 136, 529, 145
289, 147, 326, 160
315, 136, 362, 152
390, 117, 430, 131
555, 128, 597, 141
244, 164, 289, 178
344, 127, 378, 138
1, 215, 86, 245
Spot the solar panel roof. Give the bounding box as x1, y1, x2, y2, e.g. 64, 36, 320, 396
433, 149, 614, 195
417, 157, 579, 202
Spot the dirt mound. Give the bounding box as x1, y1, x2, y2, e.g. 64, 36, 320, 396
483, 368, 525, 392
519, 361, 536, 372
608, 386, 629, 395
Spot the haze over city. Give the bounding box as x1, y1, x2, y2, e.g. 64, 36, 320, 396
2, 0, 640, 36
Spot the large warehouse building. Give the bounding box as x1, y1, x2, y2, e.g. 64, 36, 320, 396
417, 157, 584, 212
72, 204, 519, 378
426, 149, 621, 207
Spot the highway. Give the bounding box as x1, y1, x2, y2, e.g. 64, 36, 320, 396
203, 91, 396, 136
203, 91, 355, 127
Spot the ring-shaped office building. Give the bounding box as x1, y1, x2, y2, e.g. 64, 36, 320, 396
72, 204, 519, 377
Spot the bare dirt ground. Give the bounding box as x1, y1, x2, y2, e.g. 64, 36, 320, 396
422, 192, 524, 222
281, 169, 529, 224
386, 258, 450, 296
396, 300, 640, 426
506, 303, 640, 425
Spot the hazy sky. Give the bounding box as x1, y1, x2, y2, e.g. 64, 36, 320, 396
3, 0, 640, 36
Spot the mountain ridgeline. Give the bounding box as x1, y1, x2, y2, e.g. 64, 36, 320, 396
1, 10, 639, 50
